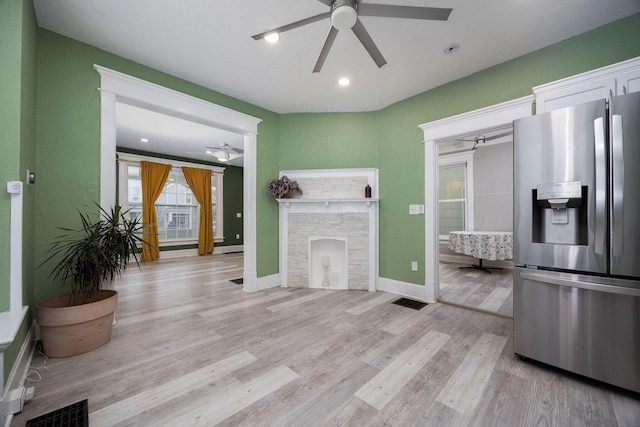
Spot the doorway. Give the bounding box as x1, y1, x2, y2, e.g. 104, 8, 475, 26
95, 65, 262, 291
436, 132, 514, 317
419, 96, 533, 304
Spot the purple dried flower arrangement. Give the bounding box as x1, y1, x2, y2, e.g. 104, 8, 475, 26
266, 175, 303, 198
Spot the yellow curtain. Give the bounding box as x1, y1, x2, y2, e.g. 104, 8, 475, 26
182, 166, 214, 255
141, 161, 172, 262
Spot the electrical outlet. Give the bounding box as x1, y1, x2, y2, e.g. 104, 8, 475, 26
411, 261, 418, 271
236, 234, 240, 239
236, 212, 242, 218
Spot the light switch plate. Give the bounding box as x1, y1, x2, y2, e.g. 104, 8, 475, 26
411, 261, 418, 271
409, 204, 424, 215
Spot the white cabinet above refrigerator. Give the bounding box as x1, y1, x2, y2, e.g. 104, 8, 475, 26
533, 56, 640, 113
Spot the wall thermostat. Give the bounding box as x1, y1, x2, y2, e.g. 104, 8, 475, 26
7, 181, 22, 194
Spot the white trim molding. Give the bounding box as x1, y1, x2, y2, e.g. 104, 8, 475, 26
419, 95, 533, 302
376, 278, 433, 304
533, 56, 640, 113
254, 273, 281, 292
1, 320, 36, 427
94, 65, 262, 292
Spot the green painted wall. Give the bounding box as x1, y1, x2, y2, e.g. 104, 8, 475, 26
0, 0, 38, 385
34, 29, 280, 302
278, 112, 380, 170
223, 166, 244, 247
19, 0, 38, 317
280, 13, 640, 285
0, 0, 22, 312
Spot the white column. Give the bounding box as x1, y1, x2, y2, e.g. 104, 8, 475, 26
242, 132, 258, 292
99, 90, 117, 210
424, 140, 439, 302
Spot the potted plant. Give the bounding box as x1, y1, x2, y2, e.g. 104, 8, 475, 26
266, 175, 303, 198
36, 204, 147, 357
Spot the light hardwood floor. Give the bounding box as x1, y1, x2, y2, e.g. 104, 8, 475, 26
438, 261, 513, 318
13, 253, 640, 426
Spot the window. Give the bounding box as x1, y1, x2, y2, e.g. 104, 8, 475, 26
438, 151, 474, 240
118, 155, 224, 244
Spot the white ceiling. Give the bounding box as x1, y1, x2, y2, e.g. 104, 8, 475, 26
33, 0, 639, 164
116, 103, 246, 167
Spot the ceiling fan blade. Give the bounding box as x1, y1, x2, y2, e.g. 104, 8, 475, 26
316, 0, 333, 5
219, 143, 243, 153
351, 19, 387, 69
358, 4, 453, 21
252, 12, 330, 40
454, 131, 514, 143
313, 26, 339, 73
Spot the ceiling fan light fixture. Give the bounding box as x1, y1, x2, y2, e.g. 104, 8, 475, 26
264, 32, 280, 43
331, 0, 357, 30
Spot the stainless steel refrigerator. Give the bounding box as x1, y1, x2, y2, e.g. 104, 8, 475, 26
513, 91, 640, 393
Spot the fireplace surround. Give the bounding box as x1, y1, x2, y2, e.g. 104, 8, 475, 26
277, 169, 379, 291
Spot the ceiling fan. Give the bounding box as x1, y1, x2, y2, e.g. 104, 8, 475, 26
190, 143, 243, 162
252, 0, 453, 73
454, 131, 514, 149
441, 131, 514, 154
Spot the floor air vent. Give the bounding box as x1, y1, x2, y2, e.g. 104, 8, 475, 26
230, 278, 243, 285
26, 399, 88, 427
392, 297, 428, 311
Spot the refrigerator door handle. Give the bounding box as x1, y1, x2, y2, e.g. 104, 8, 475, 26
593, 117, 607, 255
520, 271, 640, 297
612, 114, 624, 257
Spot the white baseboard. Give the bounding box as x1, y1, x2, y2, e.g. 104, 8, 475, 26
439, 254, 513, 269
215, 245, 243, 254
160, 245, 244, 259
159, 248, 199, 259
376, 277, 435, 304
252, 274, 280, 292
2, 320, 37, 427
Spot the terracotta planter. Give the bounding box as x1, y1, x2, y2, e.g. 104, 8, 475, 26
36, 290, 118, 358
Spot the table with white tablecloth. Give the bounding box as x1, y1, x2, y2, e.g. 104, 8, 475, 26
448, 231, 513, 272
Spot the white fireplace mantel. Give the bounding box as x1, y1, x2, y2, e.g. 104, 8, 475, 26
277, 169, 379, 292
277, 198, 379, 209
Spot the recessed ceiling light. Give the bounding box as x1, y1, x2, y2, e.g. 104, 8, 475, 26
264, 32, 280, 43
337, 77, 351, 87
140, 138, 149, 143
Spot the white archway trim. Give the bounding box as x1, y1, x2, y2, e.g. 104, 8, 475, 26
94, 65, 262, 291
419, 95, 533, 302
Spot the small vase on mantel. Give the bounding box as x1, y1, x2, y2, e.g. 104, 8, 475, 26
365, 185, 372, 198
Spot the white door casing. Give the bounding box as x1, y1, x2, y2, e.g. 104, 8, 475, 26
419, 96, 533, 302
95, 65, 262, 291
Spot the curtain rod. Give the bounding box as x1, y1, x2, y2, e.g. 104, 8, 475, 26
117, 156, 225, 174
